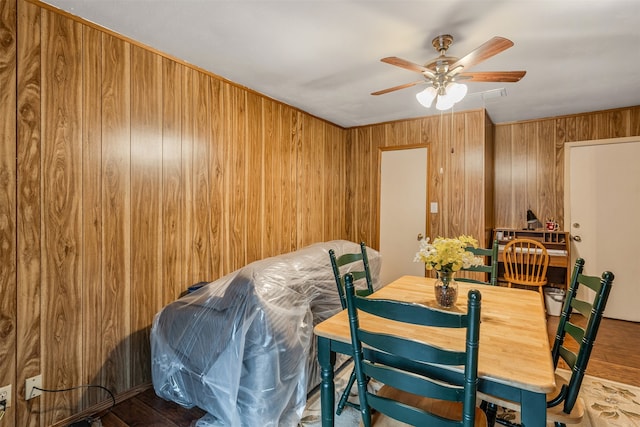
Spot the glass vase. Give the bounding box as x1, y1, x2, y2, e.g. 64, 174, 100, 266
434, 270, 458, 308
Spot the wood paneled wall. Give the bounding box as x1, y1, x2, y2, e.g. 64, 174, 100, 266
345, 110, 494, 250
494, 106, 640, 230
1, 1, 348, 425
0, 0, 18, 426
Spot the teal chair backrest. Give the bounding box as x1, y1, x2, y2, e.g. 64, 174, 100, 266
344, 273, 482, 427
458, 239, 499, 286
329, 241, 374, 309
550, 257, 614, 415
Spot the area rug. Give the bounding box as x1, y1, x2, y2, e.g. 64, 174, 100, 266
299, 363, 640, 427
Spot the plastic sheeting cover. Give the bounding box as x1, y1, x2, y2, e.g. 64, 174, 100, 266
150, 240, 381, 427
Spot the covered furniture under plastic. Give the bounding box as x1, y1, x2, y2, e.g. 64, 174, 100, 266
150, 240, 381, 427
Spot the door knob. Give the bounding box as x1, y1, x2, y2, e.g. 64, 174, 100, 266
417, 233, 424, 241
572, 235, 582, 242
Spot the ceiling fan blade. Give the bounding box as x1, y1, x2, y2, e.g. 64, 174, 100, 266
371, 80, 424, 96
381, 57, 435, 78
449, 36, 514, 71
458, 71, 526, 82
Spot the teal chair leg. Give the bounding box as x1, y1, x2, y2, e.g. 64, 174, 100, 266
336, 369, 358, 415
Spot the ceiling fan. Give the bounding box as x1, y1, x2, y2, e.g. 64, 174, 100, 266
372, 34, 526, 110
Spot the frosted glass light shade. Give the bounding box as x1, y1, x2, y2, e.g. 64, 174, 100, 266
435, 93, 456, 110
416, 86, 437, 108
447, 83, 468, 103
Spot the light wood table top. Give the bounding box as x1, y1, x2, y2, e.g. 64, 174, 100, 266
314, 275, 556, 394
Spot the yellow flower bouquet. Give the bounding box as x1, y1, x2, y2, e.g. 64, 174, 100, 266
414, 235, 482, 307
414, 235, 482, 273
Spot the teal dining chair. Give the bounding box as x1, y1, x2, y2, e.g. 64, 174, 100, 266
457, 239, 499, 286
328, 241, 375, 415
344, 273, 487, 427
481, 257, 614, 427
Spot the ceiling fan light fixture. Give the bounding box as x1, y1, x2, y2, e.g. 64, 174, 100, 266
447, 82, 468, 103
375, 35, 525, 111
435, 93, 456, 110
416, 86, 437, 108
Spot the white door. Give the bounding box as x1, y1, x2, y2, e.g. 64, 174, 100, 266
379, 147, 427, 286
565, 137, 640, 321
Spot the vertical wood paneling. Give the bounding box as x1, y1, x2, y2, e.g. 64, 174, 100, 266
344, 131, 354, 239
449, 113, 466, 236
423, 117, 442, 237
81, 25, 103, 406
191, 72, 213, 279
286, 108, 300, 253
263, 100, 297, 257
355, 127, 372, 243
41, 11, 83, 423
280, 103, 294, 254
161, 59, 183, 305
296, 114, 310, 247
246, 92, 264, 263
596, 109, 627, 139
322, 125, 334, 240
494, 125, 513, 226
524, 122, 538, 221
225, 83, 247, 271
510, 124, 528, 228
630, 108, 640, 136
312, 120, 326, 244
297, 115, 324, 247
386, 121, 407, 147
262, 98, 278, 256
101, 33, 131, 394
464, 112, 484, 239
179, 68, 194, 286
406, 120, 421, 146
433, 113, 452, 236
208, 76, 224, 276
575, 114, 596, 141
323, 125, 345, 240
0, 0, 17, 426
130, 45, 162, 386
537, 120, 556, 224
15, 1, 40, 426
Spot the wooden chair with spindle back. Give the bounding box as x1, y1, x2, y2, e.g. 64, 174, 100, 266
502, 238, 549, 293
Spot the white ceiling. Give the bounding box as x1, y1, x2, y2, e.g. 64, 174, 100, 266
41, 0, 640, 128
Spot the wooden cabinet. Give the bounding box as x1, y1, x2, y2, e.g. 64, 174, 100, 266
492, 228, 571, 288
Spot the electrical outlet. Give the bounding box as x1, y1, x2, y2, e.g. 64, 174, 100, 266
0, 384, 11, 408
26, 375, 42, 400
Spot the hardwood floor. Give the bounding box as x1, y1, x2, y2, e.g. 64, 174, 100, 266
546, 314, 640, 388
78, 315, 638, 427
94, 388, 206, 426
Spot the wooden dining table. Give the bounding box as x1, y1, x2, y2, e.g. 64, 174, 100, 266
313, 275, 556, 427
